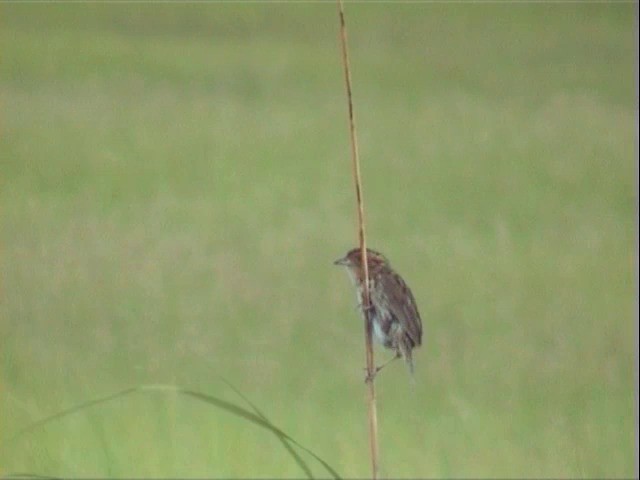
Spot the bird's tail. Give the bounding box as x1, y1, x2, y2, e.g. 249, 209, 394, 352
402, 346, 416, 384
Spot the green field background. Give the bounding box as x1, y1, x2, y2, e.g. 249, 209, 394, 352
1, 3, 636, 478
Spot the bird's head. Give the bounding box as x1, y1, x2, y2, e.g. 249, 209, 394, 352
333, 248, 389, 272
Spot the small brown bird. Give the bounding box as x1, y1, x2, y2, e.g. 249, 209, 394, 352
334, 248, 423, 379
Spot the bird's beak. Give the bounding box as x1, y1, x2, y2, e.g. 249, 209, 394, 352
334, 256, 348, 266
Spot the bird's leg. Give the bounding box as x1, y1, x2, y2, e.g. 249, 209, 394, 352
375, 352, 401, 373
364, 352, 401, 383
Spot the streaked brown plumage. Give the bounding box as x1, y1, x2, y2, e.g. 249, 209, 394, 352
334, 248, 423, 378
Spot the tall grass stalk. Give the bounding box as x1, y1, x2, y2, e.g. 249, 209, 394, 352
336, 1, 379, 478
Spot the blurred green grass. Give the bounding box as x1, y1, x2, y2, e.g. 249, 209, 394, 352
1, 3, 636, 478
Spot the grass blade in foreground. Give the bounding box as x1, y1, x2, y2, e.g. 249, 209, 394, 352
8, 384, 341, 479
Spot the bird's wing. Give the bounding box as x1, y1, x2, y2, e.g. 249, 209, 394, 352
378, 273, 423, 347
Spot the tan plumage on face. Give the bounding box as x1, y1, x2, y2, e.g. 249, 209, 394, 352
334, 248, 423, 379
334, 248, 388, 272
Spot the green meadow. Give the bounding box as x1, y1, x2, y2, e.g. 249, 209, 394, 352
1, 3, 636, 478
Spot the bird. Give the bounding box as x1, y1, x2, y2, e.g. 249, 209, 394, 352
334, 247, 423, 380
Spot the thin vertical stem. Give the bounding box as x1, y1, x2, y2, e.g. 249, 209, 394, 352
336, 1, 379, 478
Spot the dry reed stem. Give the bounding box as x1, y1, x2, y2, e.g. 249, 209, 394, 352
336, 1, 380, 478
